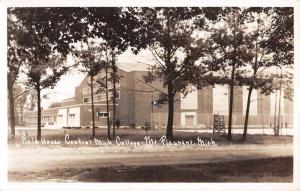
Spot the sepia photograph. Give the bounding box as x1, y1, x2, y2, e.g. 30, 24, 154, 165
1, 2, 299, 191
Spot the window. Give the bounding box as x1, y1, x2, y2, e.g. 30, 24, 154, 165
83, 85, 102, 95
243, 86, 257, 116
83, 87, 91, 94
213, 85, 229, 115
115, 91, 120, 99
97, 112, 109, 118
69, 114, 75, 118
98, 91, 120, 101
108, 88, 121, 99
94, 94, 106, 102
83, 97, 89, 103
84, 91, 120, 103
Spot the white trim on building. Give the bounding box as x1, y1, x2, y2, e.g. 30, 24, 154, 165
181, 112, 197, 128
270, 90, 285, 116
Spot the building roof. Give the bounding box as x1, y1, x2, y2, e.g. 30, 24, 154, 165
62, 97, 75, 102
61, 97, 76, 107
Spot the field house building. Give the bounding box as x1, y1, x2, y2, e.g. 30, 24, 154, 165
23, 63, 293, 129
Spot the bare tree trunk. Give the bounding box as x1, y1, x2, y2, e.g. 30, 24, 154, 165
228, 65, 235, 140
166, 82, 174, 140
20, 101, 24, 125
277, 73, 282, 135
36, 83, 41, 141
105, 62, 111, 139
90, 75, 96, 138
8, 84, 15, 138
111, 58, 117, 138
243, 86, 253, 140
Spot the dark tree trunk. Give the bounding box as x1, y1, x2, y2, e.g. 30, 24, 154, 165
227, 14, 238, 141
20, 102, 24, 125
105, 63, 111, 140
244, 15, 260, 140
8, 84, 15, 138
90, 75, 96, 138
228, 65, 235, 140
166, 82, 174, 140
277, 78, 282, 133
112, 61, 117, 138
36, 84, 42, 141
243, 86, 253, 140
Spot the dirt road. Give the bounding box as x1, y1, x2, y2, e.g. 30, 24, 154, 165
9, 143, 292, 172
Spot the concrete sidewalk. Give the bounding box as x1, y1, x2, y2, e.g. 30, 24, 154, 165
175, 128, 293, 136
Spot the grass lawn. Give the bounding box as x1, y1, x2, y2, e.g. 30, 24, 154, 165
9, 157, 293, 182
8, 128, 293, 182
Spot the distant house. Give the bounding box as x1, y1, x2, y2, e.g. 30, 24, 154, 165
23, 63, 293, 129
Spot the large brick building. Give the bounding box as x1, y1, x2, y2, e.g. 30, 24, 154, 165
23, 63, 293, 129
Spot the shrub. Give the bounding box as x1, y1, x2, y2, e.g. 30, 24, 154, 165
116, 119, 121, 129
144, 121, 151, 131
130, 123, 135, 129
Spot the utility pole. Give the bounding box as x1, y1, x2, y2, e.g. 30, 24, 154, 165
277, 68, 283, 136
151, 92, 154, 130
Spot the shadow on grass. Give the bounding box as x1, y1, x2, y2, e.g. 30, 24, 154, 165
9, 157, 293, 182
